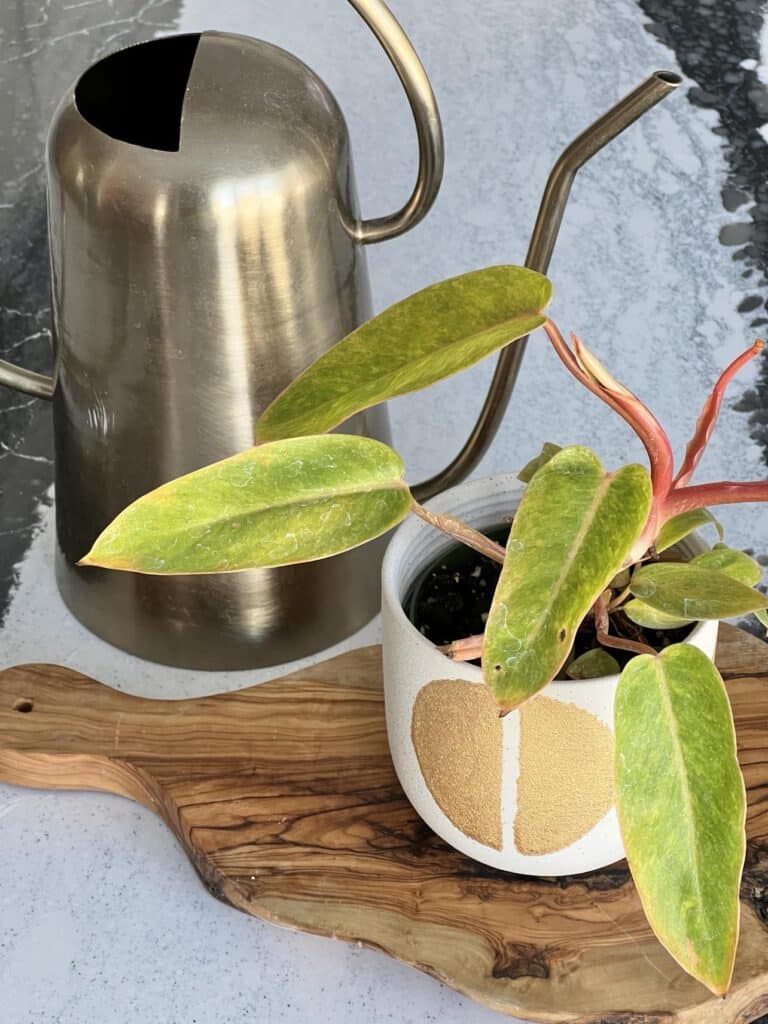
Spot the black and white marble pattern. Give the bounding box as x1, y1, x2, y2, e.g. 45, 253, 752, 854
0, 0, 181, 620
640, 0, 768, 459
1, 1, 768, 1022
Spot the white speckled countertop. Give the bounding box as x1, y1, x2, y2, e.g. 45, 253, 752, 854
2, 0, 768, 1021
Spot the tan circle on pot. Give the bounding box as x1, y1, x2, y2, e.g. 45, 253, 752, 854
411, 679, 502, 850
515, 695, 614, 855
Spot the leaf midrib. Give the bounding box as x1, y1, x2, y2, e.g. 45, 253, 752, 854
652, 657, 707, 934
139, 477, 410, 539
263, 311, 544, 436
489, 471, 612, 670
635, 564, 768, 615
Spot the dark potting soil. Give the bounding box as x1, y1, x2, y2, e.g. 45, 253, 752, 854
404, 525, 692, 670
404, 525, 511, 648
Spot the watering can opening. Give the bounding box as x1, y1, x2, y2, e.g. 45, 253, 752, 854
0, 4, 451, 670
74, 34, 201, 153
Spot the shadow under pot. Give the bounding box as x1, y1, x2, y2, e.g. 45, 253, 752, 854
381, 473, 718, 876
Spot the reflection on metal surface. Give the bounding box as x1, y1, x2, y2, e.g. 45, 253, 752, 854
34, 15, 443, 670
0, 0, 183, 624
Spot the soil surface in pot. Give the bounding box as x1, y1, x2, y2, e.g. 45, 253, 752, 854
404, 525, 692, 671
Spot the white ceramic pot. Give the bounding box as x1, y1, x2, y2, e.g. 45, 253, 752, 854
381, 473, 719, 876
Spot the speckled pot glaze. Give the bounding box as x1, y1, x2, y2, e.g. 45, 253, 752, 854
381, 473, 719, 876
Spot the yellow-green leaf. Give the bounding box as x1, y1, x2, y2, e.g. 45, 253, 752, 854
517, 442, 562, 483
623, 599, 691, 631
754, 608, 768, 636
630, 563, 768, 619
256, 266, 552, 441
625, 546, 762, 630
566, 647, 620, 679
615, 644, 745, 995
655, 508, 723, 553
691, 543, 762, 586
609, 567, 631, 589
483, 447, 652, 711
80, 435, 411, 574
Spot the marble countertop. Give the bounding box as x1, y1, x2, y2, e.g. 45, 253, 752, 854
2, 0, 768, 1021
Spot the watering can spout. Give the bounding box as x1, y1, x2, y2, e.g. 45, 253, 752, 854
413, 70, 682, 503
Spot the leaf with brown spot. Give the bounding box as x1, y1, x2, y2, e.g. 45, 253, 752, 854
483, 447, 652, 711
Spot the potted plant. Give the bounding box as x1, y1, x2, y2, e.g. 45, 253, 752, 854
81, 265, 768, 996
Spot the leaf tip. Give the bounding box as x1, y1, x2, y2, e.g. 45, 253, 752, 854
486, 679, 528, 716
697, 961, 735, 999
495, 701, 517, 717
78, 549, 116, 570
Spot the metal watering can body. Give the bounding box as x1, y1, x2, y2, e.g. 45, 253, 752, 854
0, 0, 679, 671
14, 9, 444, 670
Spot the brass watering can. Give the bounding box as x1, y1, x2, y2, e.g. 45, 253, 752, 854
0, 0, 680, 669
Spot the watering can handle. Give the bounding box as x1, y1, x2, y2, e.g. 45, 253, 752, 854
0, 2, 436, 397
412, 70, 682, 501
345, 0, 444, 244
0, 3, 436, 399
0, 358, 54, 400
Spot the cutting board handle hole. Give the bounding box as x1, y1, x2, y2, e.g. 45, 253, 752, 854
13, 699, 34, 714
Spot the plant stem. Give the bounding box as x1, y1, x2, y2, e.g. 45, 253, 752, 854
595, 589, 655, 657
607, 584, 632, 613
543, 319, 674, 502
439, 634, 484, 661
596, 628, 657, 658
662, 480, 768, 517
410, 501, 506, 564
673, 339, 764, 487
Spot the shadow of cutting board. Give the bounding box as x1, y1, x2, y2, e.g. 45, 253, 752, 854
1, 623, 768, 1023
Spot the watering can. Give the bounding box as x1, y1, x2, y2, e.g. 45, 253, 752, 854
0, 0, 680, 669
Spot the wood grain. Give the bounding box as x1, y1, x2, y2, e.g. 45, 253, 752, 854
1, 624, 767, 1023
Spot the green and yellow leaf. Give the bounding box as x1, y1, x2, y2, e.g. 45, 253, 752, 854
483, 446, 652, 711
566, 647, 620, 679
624, 545, 762, 630
80, 435, 411, 574
655, 508, 723, 554
630, 563, 768, 620
691, 543, 762, 586
615, 644, 746, 995
256, 266, 552, 441
609, 567, 631, 590
623, 599, 691, 631
517, 442, 562, 484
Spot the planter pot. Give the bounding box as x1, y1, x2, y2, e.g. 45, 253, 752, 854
381, 473, 719, 876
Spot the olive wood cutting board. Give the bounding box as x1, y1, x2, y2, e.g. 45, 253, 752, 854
1, 623, 768, 1024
